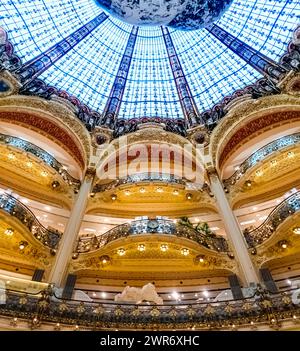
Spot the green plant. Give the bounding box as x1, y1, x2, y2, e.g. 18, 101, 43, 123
178, 217, 216, 237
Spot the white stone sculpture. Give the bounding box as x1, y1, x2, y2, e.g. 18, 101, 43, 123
114, 283, 163, 305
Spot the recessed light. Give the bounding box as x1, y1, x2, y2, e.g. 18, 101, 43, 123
180, 248, 189, 256
160, 244, 168, 252
117, 248, 126, 256
138, 244, 146, 252
293, 227, 300, 235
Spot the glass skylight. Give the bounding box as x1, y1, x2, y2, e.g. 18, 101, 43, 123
0, 0, 299, 120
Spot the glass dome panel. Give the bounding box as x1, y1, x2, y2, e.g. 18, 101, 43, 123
0, 0, 299, 120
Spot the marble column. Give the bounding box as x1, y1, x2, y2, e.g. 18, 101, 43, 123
48, 169, 95, 287
208, 170, 260, 286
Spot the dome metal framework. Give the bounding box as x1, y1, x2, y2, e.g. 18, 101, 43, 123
0, 0, 299, 133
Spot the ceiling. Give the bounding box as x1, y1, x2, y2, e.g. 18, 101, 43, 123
0, 0, 299, 121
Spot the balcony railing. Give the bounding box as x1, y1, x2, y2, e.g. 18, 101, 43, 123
224, 133, 300, 188
243, 191, 300, 247
75, 218, 229, 254
0, 192, 62, 249
0, 133, 81, 189
93, 173, 188, 193
0, 286, 299, 330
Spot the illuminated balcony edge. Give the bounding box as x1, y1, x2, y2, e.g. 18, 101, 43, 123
224, 133, 300, 188
243, 191, 300, 248
0, 192, 62, 250
0, 133, 81, 189
75, 218, 229, 254
0, 286, 299, 330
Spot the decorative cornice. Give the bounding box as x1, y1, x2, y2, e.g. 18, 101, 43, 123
209, 94, 300, 170
0, 95, 92, 169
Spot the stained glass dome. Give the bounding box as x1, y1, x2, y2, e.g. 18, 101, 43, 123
0, 0, 299, 122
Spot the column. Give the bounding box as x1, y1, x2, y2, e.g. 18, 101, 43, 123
48, 169, 95, 287
208, 170, 260, 286
162, 27, 203, 128
206, 24, 287, 81
101, 26, 139, 129
15, 13, 108, 85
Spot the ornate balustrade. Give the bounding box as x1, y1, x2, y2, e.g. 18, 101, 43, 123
0, 133, 81, 189
224, 133, 300, 188
93, 173, 188, 193
244, 191, 300, 248
0, 286, 299, 330
75, 218, 229, 254
0, 192, 62, 249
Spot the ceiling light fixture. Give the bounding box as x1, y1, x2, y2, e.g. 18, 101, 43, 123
293, 227, 300, 235
4, 228, 14, 236
137, 244, 146, 252
117, 248, 126, 256
160, 244, 168, 252
181, 248, 189, 256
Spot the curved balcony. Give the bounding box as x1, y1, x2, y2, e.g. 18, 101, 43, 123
93, 172, 210, 194
93, 173, 188, 193
0, 192, 62, 249
0, 133, 81, 189
224, 133, 300, 188
75, 218, 229, 254
0, 286, 299, 330
243, 191, 300, 248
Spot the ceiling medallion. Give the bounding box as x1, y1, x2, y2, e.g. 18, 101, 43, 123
94, 0, 234, 30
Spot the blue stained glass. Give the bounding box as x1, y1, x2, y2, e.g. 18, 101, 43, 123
0, 0, 299, 119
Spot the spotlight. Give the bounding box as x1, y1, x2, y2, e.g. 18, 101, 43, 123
186, 193, 193, 200
245, 180, 252, 187
19, 241, 28, 250
279, 240, 288, 249
181, 248, 189, 256
111, 194, 117, 201
51, 181, 60, 189
100, 255, 110, 264
117, 248, 126, 256
4, 228, 14, 236
137, 244, 146, 252
7, 153, 16, 160
293, 227, 300, 235
196, 254, 205, 263
160, 244, 168, 252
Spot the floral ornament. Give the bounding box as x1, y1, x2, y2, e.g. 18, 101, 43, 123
169, 308, 177, 318
58, 302, 68, 313
261, 299, 273, 308
114, 307, 124, 317
282, 294, 292, 305
224, 304, 233, 314
242, 302, 253, 311
131, 307, 141, 317
187, 307, 196, 317
150, 308, 160, 317
19, 296, 27, 305
76, 302, 86, 314
38, 300, 49, 309
93, 305, 105, 315
204, 304, 215, 315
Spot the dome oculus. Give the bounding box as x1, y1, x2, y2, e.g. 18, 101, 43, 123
94, 0, 234, 30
